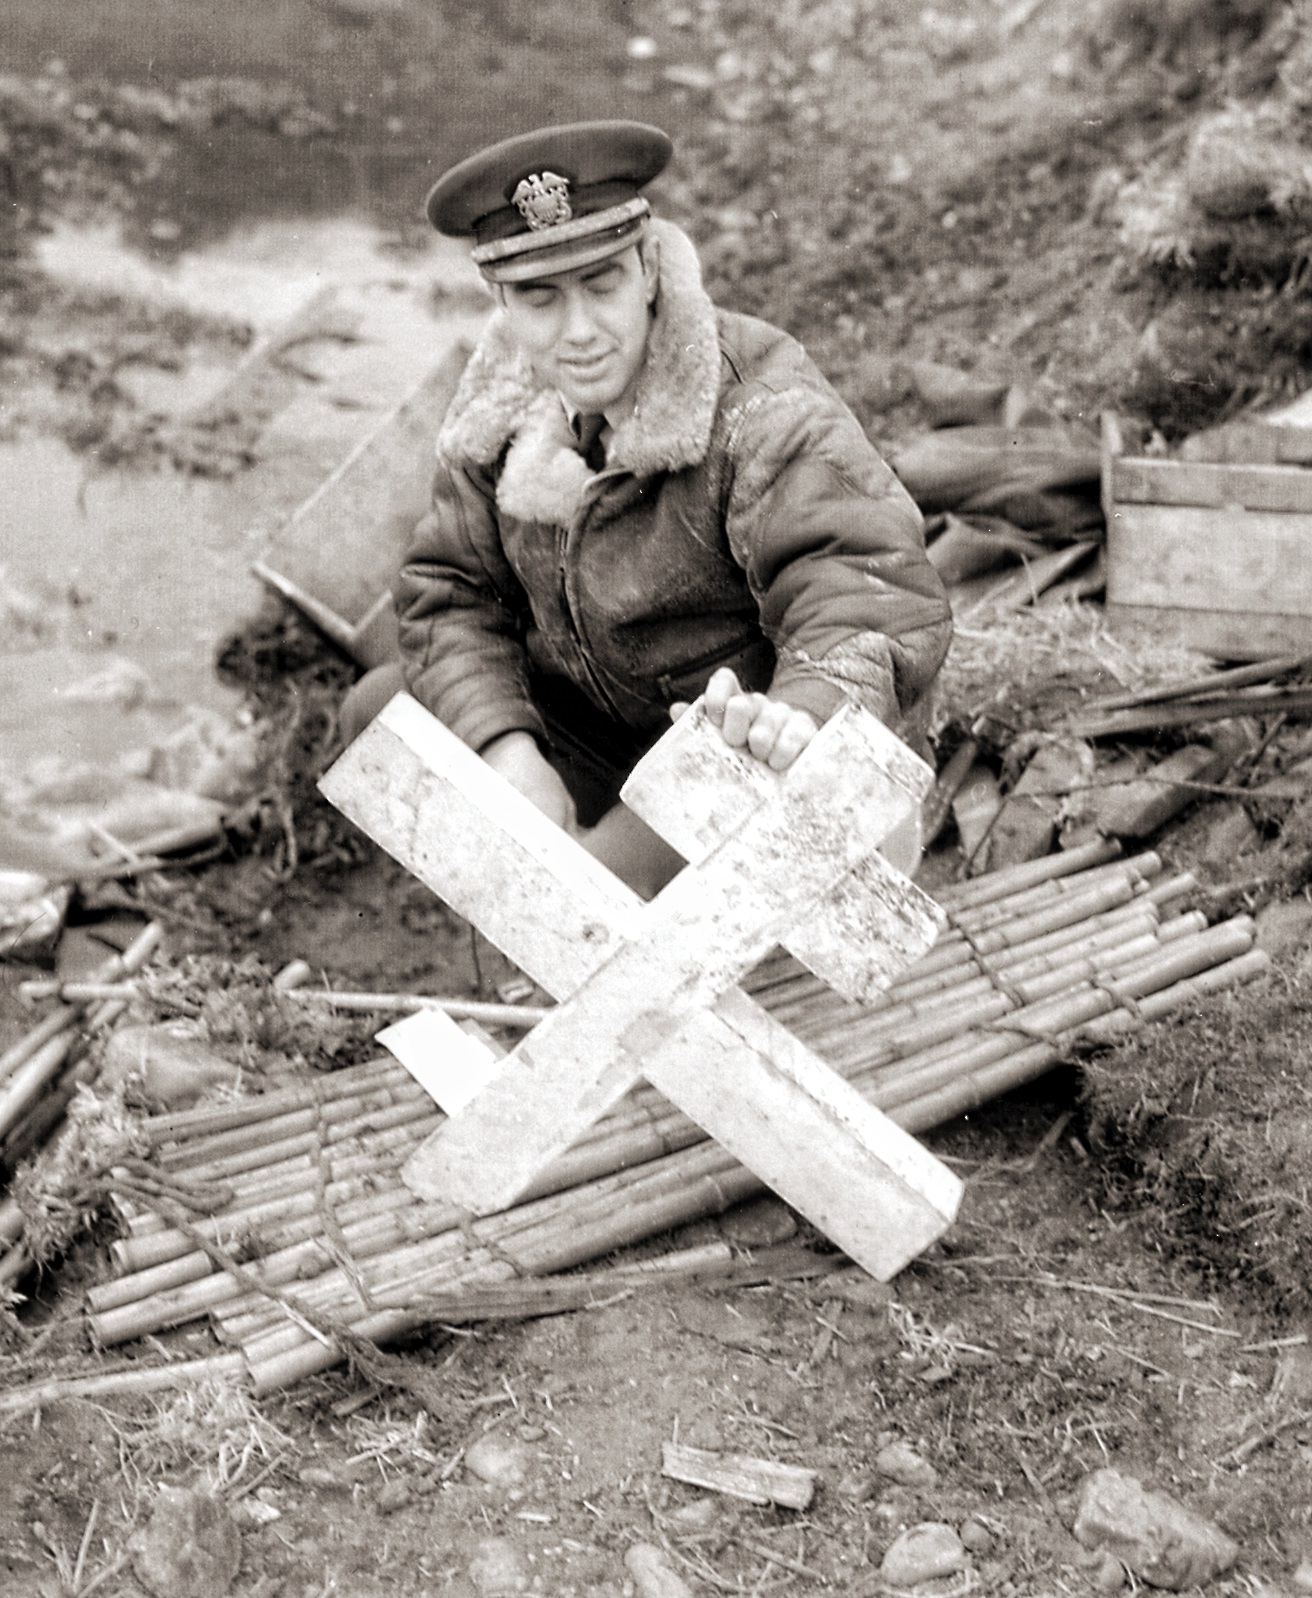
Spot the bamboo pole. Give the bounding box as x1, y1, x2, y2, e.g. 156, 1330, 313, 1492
0, 924, 163, 1142
19, 981, 551, 1032
933, 836, 1123, 910
0, 1354, 248, 1417
142, 1056, 406, 1143
0, 923, 162, 1088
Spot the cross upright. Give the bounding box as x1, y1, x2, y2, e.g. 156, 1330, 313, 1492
320, 691, 963, 1281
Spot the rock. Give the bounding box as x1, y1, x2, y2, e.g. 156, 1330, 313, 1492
1271, 1343, 1312, 1402
1256, 899, 1312, 959
128, 1484, 242, 1598
0, 871, 69, 958
296, 1465, 350, 1492
874, 1440, 939, 1489
668, 1497, 719, 1530
837, 1471, 878, 1503
1199, 801, 1261, 867
1090, 1548, 1128, 1591
880, 1522, 967, 1587
719, 1196, 797, 1246
1072, 1468, 1238, 1590
1292, 1555, 1312, 1592
466, 1536, 532, 1595
959, 1516, 995, 1555
375, 1478, 413, 1515
815, 1270, 895, 1312
100, 1025, 243, 1107
625, 1542, 696, 1598
464, 1433, 530, 1490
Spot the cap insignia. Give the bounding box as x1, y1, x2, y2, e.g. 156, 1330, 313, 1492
511, 171, 573, 231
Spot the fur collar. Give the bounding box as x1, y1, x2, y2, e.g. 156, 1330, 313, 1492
436, 220, 722, 525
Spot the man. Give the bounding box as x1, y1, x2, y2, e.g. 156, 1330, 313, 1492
344, 120, 951, 895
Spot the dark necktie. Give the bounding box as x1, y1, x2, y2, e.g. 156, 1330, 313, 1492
574, 412, 609, 473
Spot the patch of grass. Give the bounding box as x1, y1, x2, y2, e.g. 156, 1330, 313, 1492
1081, 978, 1312, 1315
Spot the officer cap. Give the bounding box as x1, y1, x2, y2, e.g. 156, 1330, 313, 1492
425, 120, 673, 283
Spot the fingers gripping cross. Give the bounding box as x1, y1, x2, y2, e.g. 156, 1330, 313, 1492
320, 693, 962, 1280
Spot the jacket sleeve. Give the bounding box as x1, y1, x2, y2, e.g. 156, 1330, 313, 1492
393, 456, 548, 753
722, 376, 952, 731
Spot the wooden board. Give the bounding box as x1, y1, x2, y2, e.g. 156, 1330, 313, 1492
1104, 602, 1312, 661
1112, 457, 1312, 515
621, 701, 944, 1004
1106, 503, 1312, 616
263, 341, 471, 625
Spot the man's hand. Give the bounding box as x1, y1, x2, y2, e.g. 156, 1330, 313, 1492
679, 667, 819, 771
481, 731, 577, 830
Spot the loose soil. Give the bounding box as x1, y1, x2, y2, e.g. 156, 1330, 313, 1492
3, 3, 1312, 1596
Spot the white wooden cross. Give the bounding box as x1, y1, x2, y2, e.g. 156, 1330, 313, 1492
320, 692, 963, 1280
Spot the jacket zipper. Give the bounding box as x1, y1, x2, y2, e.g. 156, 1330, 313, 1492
557, 481, 627, 723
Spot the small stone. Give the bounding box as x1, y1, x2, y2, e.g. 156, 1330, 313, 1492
837, 1471, 877, 1503
874, 1440, 938, 1489
296, 1465, 349, 1492
101, 1025, 242, 1108
625, 1542, 697, 1598
669, 1497, 718, 1530
880, 1522, 967, 1588
467, 1535, 532, 1596
1292, 1556, 1312, 1592
518, 1423, 546, 1442
1091, 1549, 1128, 1591
1257, 899, 1312, 959
959, 1517, 994, 1555
465, 1433, 530, 1490
1199, 801, 1261, 867
816, 1270, 895, 1312
229, 1497, 280, 1529
1073, 1468, 1238, 1590
376, 1478, 413, 1515
128, 1484, 242, 1598
719, 1197, 797, 1247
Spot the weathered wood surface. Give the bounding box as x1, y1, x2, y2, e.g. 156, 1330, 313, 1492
262, 340, 472, 626
1112, 457, 1312, 514
621, 702, 943, 1003
320, 693, 960, 1281
661, 1441, 817, 1509
1104, 602, 1312, 662
1107, 503, 1312, 617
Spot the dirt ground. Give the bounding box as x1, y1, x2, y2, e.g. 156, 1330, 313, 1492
3, 2, 1312, 1595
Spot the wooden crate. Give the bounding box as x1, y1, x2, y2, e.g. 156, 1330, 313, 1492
1102, 414, 1312, 659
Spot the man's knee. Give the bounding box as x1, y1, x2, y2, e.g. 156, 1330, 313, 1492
338, 664, 407, 746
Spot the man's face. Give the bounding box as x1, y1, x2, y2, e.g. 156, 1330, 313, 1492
498, 243, 658, 420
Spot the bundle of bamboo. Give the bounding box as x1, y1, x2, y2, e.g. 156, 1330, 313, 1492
80, 843, 1266, 1397
0, 921, 164, 1289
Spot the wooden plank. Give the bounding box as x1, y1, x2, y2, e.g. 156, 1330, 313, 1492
1106, 503, 1312, 616
263, 341, 471, 625
1104, 603, 1312, 663
621, 701, 943, 1003
320, 692, 642, 998
1112, 457, 1312, 514
1179, 421, 1312, 467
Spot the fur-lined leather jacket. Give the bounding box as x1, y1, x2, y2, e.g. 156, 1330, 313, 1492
396, 221, 951, 757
